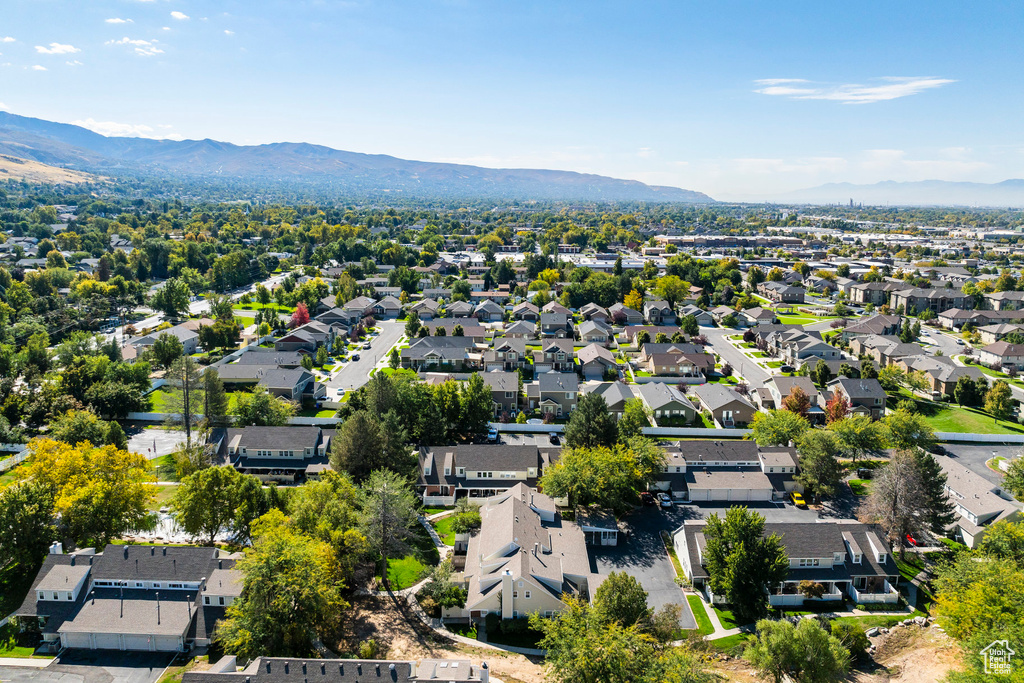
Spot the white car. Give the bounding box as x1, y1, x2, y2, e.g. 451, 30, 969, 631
657, 493, 673, 508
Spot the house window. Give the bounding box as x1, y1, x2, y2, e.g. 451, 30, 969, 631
513, 591, 519, 599
457, 468, 465, 476
505, 392, 515, 398
67, 593, 72, 600
52, 592, 58, 600
524, 591, 531, 599
566, 392, 573, 399
204, 596, 211, 605
219, 597, 226, 606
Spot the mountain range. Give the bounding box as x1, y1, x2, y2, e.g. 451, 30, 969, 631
0, 112, 714, 203
766, 179, 1024, 208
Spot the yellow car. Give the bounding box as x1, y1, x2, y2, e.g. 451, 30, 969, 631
790, 492, 807, 508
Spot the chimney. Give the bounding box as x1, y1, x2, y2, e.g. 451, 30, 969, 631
124, 547, 129, 559
284, 663, 289, 675
151, 547, 155, 556
90, 590, 95, 604
218, 559, 223, 569
480, 661, 489, 683
534, 543, 539, 556
156, 592, 160, 624
163, 547, 167, 556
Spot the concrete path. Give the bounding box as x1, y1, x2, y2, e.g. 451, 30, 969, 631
0, 658, 54, 668
357, 515, 451, 598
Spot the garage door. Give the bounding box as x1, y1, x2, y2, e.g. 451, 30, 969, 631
93, 633, 121, 650
690, 489, 709, 502
710, 489, 729, 501
62, 632, 93, 649
122, 634, 152, 651
154, 635, 181, 652
729, 489, 749, 502
750, 489, 772, 502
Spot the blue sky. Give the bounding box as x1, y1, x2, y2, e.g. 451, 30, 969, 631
1, 0, 1022, 199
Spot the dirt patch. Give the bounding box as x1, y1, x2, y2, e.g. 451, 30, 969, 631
333, 594, 546, 683
851, 625, 962, 682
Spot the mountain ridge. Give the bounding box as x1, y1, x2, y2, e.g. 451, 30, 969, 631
765, 178, 1024, 207
0, 112, 714, 203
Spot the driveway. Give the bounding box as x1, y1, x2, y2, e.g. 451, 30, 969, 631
940, 443, 1020, 486
0, 652, 173, 683
589, 507, 696, 628
327, 321, 406, 392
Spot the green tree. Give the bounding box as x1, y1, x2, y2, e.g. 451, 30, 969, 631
985, 380, 1014, 423
953, 374, 980, 407
593, 571, 652, 628
702, 507, 788, 623
388, 347, 400, 370
171, 465, 246, 545
881, 407, 936, 451
106, 420, 128, 450
287, 471, 366, 582
654, 275, 688, 309
748, 409, 809, 446
459, 373, 492, 436
151, 332, 184, 368
50, 409, 110, 446
813, 359, 832, 387
150, 277, 191, 319
235, 387, 296, 426
564, 392, 618, 449
1003, 457, 1024, 501
166, 355, 204, 447
913, 449, 956, 535
795, 430, 844, 500
744, 618, 851, 683
862, 449, 932, 557
0, 480, 57, 570
828, 415, 885, 462
358, 469, 420, 589
202, 368, 229, 427
617, 399, 651, 443
978, 519, 1024, 564
682, 314, 699, 337
540, 440, 665, 514
216, 511, 347, 660
404, 310, 421, 337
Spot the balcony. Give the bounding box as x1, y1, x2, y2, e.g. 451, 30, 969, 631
848, 580, 899, 604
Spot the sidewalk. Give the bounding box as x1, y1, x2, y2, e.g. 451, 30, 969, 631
356, 515, 451, 598
0, 658, 53, 668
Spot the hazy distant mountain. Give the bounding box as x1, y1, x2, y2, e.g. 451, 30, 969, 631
772, 179, 1024, 208
0, 112, 714, 203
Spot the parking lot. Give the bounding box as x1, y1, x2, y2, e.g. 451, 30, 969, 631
0, 652, 174, 683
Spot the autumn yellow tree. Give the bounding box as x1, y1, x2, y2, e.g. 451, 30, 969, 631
624, 289, 644, 311
25, 438, 154, 547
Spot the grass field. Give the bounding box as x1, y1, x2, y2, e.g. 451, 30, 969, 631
777, 314, 830, 325
232, 302, 295, 314
149, 387, 241, 414
920, 404, 1024, 435
766, 361, 783, 368
153, 454, 180, 481
432, 516, 457, 545
149, 484, 177, 512
382, 523, 440, 590
0, 461, 28, 489
710, 632, 753, 654
713, 606, 745, 630
0, 623, 41, 658
687, 595, 714, 636
848, 479, 871, 496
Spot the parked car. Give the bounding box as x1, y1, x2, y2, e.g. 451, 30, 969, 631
790, 491, 807, 508
657, 492, 673, 509
856, 468, 874, 479
363, 343, 372, 350
956, 339, 965, 345
780, 365, 794, 373
487, 427, 499, 443
352, 353, 360, 361
640, 492, 656, 506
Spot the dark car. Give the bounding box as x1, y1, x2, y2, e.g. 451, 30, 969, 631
351, 353, 360, 361
780, 365, 795, 373
640, 492, 656, 506
549, 435, 560, 446
856, 468, 874, 480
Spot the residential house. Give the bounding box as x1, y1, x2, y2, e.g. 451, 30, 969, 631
766, 376, 825, 423
541, 301, 571, 315
447, 301, 476, 318
511, 302, 540, 321
889, 288, 969, 316
635, 382, 696, 425
608, 303, 643, 325
984, 290, 1024, 311
580, 381, 635, 418
690, 384, 756, 428
225, 426, 332, 481
503, 320, 537, 339
841, 314, 903, 342
676, 521, 899, 606
636, 342, 713, 378
408, 298, 440, 321
710, 305, 739, 325
643, 300, 676, 325
770, 329, 840, 365
678, 304, 714, 327
655, 440, 797, 501
130, 325, 200, 356
849, 281, 902, 306
896, 355, 985, 397
16, 544, 234, 653
849, 335, 923, 367
539, 312, 572, 338
183, 657, 492, 683
977, 341, 1024, 371
533, 339, 575, 373
341, 296, 375, 324
827, 378, 887, 420
978, 324, 1024, 345
579, 303, 610, 323
936, 454, 1023, 548
401, 337, 479, 371
452, 484, 601, 621
416, 446, 560, 505
473, 299, 504, 323
576, 319, 613, 346
737, 307, 777, 327
422, 320, 488, 342
484, 337, 527, 372
274, 321, 340, 353
939, 308, 1024, 330
481, 371, 520, 418
758, 281, 806, 304
526, 372, 578, 417
576, 343, 617, 380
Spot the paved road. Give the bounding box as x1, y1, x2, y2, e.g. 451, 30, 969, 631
703, 326, 770, 388
941, 443, 1021, 486
0, 652, 173, 683
327, 321, 406, 392
591, 507, 696, 628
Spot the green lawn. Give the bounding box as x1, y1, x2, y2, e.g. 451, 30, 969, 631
988, 457, 1007, 472
895, 554, 926, 583
687, 595, 714, 636
232, 302, 295, 314
422, 507, 451, 516
149, 388, 241, 415
432, 516, 457, 545
848, 479, 871, 496
777, 315, 829, 325
831, 610, 926, 631
710, 633, 753, 654
766, 361, 783, 368
148, 484, 177, 512
153, 454, 180, 481
381, 523, 440, 590
297, 408, 338, 418
920, 404, 1024, 435
0, 623, 41, 658
959, 358, 1024, 388
713, 606, 745, 630
660, 531, 685, 578
0, 461, 28, 489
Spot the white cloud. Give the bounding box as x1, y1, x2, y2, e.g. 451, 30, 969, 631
637, 147, 654, 159
162, 27, 171, 31
35, 43, 80, 55
0, 37, 15, 43
71, 118, 183, 140
31, 65, 47, 71
170, 11, 190, 20
105, 18, 133, 24
106, 36, 164, 57
0, 102, 8, 111
224, 29, 234, 35
66, 60, 83, 66
754, 76, 955, 104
